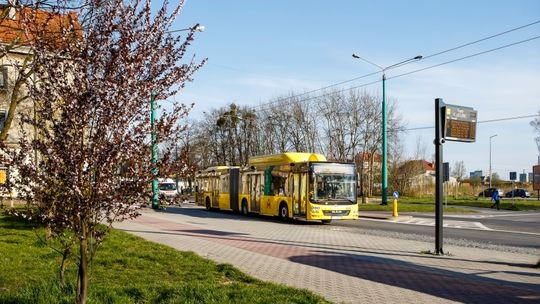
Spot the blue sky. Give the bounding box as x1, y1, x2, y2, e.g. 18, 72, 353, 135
166, 0, 540, 180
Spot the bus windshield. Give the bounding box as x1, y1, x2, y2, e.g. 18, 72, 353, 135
311, 164, 356, 204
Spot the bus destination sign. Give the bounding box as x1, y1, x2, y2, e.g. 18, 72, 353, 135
444, 105, 477, 142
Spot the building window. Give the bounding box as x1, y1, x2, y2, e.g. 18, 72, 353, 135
0, 67, 7, 90
0, 110, 6, 131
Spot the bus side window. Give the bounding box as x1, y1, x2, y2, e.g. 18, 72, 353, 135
271, 174, 287, 196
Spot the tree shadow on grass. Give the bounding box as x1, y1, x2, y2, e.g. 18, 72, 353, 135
0, 214, 39, 231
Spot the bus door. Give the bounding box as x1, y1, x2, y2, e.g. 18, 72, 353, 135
211, 176, 219, 208
229, 168, 240, 212
300, 173, 308, 215
291, 173, 305, 216
249, 173, 261, 212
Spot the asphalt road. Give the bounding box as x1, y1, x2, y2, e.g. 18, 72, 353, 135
337, 210, 540, 250
175, 203, 539, 250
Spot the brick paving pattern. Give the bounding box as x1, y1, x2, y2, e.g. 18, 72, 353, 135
115, 207, 540, 303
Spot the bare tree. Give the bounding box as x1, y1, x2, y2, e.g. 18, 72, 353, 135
531, 110, 540, 157
262, 98, 292, 153
288, 95, 317, 152
452, 160, 466, 198
5, 1, 205, 303
452, 161, 466, 183
318, 90, 349, 161
317, 90, 363, 161
194, 88, 405, 199
193, 104, 259, 167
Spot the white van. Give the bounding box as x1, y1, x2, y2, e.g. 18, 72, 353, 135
158, 179, 177, 200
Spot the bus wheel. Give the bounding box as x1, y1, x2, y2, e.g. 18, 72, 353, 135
321, 219, 332, 224
279, 203, 289, 221
205, 197, 211, 210
241, 200, 248, 216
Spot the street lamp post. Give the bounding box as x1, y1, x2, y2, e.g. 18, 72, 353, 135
489, 134, 497, 189
168, 24, 205, 33
352, 53, 422, 205
150, 24, 204, 209
150, 90, 158, 209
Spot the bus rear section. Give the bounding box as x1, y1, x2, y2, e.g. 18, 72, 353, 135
195, 166, 241, 212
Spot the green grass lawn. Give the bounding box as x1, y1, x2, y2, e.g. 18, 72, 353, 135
399, 196, 540, 210
358, 196, 540, 212
357, 201, 475, 213
0, 213, 328, 304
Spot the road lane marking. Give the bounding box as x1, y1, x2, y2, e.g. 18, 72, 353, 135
365, 217, 540, 236
360, 217, 540, 236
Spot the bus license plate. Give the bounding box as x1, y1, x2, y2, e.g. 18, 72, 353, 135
331, 216, 343, 220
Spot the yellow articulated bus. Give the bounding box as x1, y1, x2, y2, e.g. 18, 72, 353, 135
195, 153, 358, 224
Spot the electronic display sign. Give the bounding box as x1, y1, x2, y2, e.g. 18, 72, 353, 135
444, 105, 477, 142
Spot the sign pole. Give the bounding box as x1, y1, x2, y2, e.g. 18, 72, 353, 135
433, 99, 477, 255
434, 98, 444, 255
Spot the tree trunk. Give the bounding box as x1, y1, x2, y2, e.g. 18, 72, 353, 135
358, 156, 366, 203
0, 74, 25, 141
368, 153, 375, 196
59, 245, 72, 283
77, 225, 89, 304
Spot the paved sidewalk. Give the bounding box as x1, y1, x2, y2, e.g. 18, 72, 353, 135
115, 206, 540, 304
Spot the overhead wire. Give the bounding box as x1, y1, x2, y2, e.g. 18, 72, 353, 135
396, 113, 540, 132
249, 20, 540, 112
253, 34, 540, 113
389, 35, 540, 81
407, 19, 540, 62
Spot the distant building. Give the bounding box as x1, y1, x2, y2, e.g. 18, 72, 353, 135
470, 170, 483, 179
528, 172, 533, 183
397, 160, 457, 195
519, 173, 527, 183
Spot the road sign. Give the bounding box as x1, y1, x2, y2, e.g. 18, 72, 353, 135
443, 104, 477, 142
393, 191, 399, 199
443, 162, 449, 182
533, 165, 540, 191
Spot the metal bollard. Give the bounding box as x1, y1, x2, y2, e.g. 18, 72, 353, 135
392, 198, 398, 217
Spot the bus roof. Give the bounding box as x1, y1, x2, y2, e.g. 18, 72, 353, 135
197, 166, 238, 175
248, 153, 326, 167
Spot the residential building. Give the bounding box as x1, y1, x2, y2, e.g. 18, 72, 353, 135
0, 3, 80, 191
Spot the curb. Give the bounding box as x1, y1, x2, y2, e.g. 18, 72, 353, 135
359, 214, 413, 222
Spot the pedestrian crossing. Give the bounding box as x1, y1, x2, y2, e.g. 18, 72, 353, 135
367, 217, 492, 230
